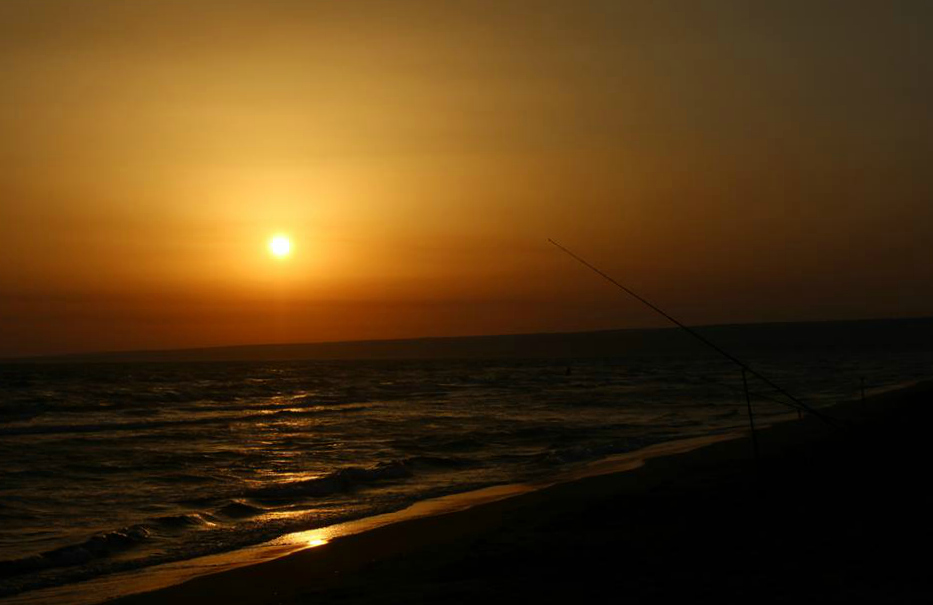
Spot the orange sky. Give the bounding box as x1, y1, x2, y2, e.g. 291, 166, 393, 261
2, 1, 932, 356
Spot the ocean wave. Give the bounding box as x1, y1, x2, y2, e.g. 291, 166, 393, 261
0, 526, 151, 579
401, 455, 477, 469
533, 440, 643, 466
215, 501, 266, 519
248, 460, 413, 501
0, 416, 239, 437
151, 513, 218, 529
392, 435, 485, 453
0, 402, 376, 438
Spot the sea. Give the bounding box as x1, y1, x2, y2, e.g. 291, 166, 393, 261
2, 321, 932, 602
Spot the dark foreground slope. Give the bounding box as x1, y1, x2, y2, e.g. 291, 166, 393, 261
112, 381, 933, 604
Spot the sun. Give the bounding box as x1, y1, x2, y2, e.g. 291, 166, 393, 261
269, 235, 291, 258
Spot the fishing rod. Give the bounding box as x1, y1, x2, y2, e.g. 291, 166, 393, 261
548, 238, 837, 428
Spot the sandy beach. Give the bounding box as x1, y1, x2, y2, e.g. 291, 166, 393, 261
102, 381, 933, 604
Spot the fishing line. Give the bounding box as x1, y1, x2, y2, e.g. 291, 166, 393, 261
548, 238, 837, 427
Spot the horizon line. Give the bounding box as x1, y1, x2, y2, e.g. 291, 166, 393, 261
4, 314, 931, 362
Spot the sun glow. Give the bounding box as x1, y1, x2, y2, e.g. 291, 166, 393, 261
269, 235, 291, 258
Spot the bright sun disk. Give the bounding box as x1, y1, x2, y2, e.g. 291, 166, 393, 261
269, 235, 291, 258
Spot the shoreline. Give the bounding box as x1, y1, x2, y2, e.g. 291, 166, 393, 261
8, 380, 930, 604
109, 381, 933, 603
4, 424, 755, 605
109, 379, 932, 603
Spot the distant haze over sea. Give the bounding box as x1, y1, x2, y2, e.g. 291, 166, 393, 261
10, 317, 933, 364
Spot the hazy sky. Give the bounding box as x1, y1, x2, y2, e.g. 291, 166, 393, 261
2, 1, 931, 356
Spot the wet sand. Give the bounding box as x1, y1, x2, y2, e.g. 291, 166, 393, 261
111, 382, 933, 604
